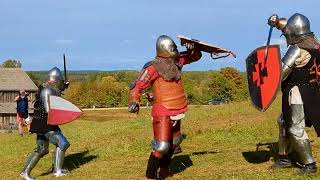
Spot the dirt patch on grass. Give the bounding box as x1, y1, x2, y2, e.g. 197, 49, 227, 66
81, 109, 150, 122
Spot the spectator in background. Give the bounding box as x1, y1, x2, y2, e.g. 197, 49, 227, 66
14, 90, 31, 136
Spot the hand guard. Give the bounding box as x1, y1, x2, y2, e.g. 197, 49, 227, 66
185, 42, 202, 61
128, 102, 140, 113
193, 45, 202, 60
268, 14, 279, 27
63, 80, 70, 89
184, 42, 195, 50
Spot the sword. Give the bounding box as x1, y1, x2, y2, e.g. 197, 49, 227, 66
264, 26, 273, 62
63, 54, 67, 81
260, 26, 274, 81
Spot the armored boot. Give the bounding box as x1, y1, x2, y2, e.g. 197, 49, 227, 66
292, 139, 315, 163
53, 147, 69, 177
146, 153, 161, 180
291, 139, 317, 175
158, 161, 171, 179
158, 165, 171, 179
299, 163, 317, 175
20, 152, 42, 180
273, 115, 292, 169
158, 149, 173, 179
272, 155, 293, 169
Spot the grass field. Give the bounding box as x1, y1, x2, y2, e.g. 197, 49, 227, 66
1, 98, 320, 180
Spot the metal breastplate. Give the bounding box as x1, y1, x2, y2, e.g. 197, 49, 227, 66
152, 77, 187, 110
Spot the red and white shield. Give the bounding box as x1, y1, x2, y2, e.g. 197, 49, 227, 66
246, 45, 282, 111
47, 95, 82, 125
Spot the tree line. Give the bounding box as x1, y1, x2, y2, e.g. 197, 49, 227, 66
28, 67, 247, 108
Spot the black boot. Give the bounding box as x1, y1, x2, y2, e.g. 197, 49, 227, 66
158, 156, 171, 179
272, 155, 292, 169
299, 163, 317, 175
146, 153, 160, 179
158, 148, 174, 179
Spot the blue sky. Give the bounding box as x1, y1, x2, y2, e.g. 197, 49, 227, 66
0, 0, 319, 71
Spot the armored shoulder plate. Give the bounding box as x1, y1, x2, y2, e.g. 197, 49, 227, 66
282, 45, 301, 81
40, 86, 58, 113
128, 61, 153, 90
142, 61, 153, 69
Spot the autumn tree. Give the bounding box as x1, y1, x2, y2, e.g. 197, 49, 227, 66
44, 67, 249, 107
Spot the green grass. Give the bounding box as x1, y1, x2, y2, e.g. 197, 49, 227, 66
1, 98, 320, 179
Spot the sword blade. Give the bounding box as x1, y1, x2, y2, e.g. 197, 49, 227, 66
264, 26, 273, 62
63, 54, 67, 80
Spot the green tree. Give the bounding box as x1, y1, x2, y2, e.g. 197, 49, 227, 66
27, 72, 43, 86
2, 59, 22, 68
220, 67, 248, 101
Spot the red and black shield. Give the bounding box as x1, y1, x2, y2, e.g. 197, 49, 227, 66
246, 45, 282, 112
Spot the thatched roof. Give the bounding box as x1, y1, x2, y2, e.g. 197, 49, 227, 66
0, 68, 38, 91
0, 103, 34, 114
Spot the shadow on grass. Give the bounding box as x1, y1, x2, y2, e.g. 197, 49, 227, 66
64, 150, 98, 171
191, 151, 219, 156
242, 142, 278, 164
39, 150, 98, 176
170, 151, 219, 174
170, 155, 193, 174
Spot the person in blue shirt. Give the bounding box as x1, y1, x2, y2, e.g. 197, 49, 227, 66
14, 90, 31, 136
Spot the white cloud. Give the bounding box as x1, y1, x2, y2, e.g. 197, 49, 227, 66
54, 39, 73, 44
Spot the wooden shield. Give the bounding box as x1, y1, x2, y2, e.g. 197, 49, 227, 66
177, 34, 236, 59
246, 45, 282, 112
47, 95, 82, 125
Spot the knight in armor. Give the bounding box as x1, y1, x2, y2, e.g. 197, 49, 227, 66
268, 13, 320, 174
128, 35, 202, 179
20, 67, 70, 180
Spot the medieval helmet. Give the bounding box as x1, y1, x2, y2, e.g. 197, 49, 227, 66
48, 67, 63, 82
47, 67, 66, 91
282, 13, 312, 45
156, 35, 179, 59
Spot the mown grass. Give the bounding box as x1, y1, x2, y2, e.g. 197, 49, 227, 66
1, 98, 320, 179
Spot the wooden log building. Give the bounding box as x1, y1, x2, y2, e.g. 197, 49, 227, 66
0, 68, 38, 132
